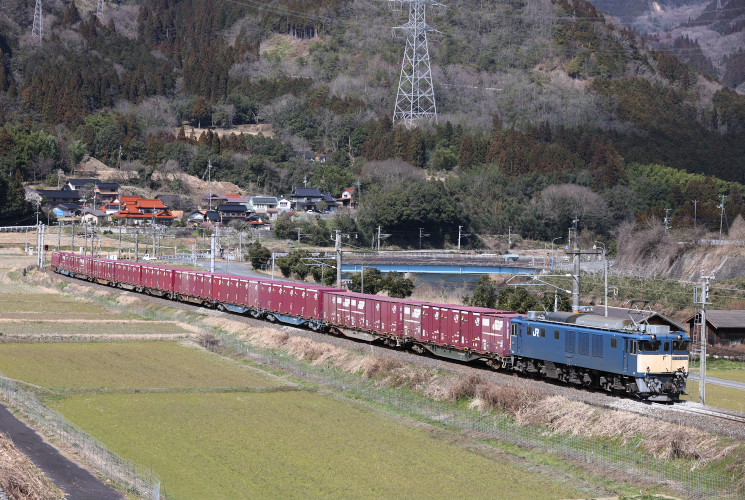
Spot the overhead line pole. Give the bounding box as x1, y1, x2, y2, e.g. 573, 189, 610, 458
697, 274, 714, 406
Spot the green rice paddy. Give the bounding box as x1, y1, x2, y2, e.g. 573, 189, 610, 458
0, 342, 282, 390
52, 391, 580, 500
0, 341, 582, 500
0, 320, 191, 336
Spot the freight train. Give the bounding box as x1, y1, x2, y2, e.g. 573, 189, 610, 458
51, 251, 690, 402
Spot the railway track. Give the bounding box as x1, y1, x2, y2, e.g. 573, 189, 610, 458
665, 403, 745, 424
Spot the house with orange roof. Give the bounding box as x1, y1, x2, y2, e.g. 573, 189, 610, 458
109, 196, 177, 226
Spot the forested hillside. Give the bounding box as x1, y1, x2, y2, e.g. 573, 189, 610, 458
1, 0, 745, 245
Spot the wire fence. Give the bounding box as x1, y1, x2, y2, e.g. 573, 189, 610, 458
214, 332, 740, 500
0, 375, 161, 500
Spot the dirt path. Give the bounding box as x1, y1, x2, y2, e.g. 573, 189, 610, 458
0, 404, 123, 500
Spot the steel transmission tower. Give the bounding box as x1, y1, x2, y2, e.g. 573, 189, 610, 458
390, 0, 441, 127
32, 0, 43, 41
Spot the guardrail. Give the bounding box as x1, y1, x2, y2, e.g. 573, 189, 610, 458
0, 226, 37, 232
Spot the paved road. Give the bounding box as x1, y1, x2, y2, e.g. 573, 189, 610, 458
0, 404, 123, 500
688, 374, 745, 390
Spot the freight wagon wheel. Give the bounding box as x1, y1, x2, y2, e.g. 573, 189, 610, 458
217, 304, 225, 312
266, 314, 277, 323
249, 310, 261, 318
411, 344, 425, 355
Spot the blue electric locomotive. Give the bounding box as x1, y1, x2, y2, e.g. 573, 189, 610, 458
509, 311, 690, 402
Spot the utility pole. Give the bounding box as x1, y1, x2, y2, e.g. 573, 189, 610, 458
696, 274, 714, 406
594, 241, 608, 317
71, 222, 75, 252
418, 227, 429, 250
135, 230, 139, 259
335, 230, 343, 286
565, 219, 596, 313
663, 208, 671, 235
390, 0, 441, 126
118, 145, 122, 170
118, 222, 122, 256
377, 226, 382, 252
458, 225, 462, 250
693, 200, 698, 231
571, 220, 580, 312
37, 224, 45, 270
208, 159, 213, 211
210, 231, 216, 273
718, 195, 727, 240
32, 0, 43, 41
508, 226, 512, 248
97, 0, 105, 18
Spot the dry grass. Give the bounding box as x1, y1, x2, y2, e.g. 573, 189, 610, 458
0, 433, 64, 500
516, 396, 738, 466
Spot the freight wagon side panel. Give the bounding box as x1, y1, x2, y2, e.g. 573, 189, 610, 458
403, 303, 423, 339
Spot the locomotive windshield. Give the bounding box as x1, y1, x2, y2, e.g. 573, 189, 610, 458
673, 340, 690, 352
638, 340, 661, 352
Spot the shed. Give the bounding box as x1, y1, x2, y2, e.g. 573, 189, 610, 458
685, 310, 745, 346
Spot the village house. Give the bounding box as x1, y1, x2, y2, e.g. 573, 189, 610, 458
110, 196, 176, 226
686, 310, 745, 346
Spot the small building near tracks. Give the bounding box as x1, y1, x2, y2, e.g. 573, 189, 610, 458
685, 310, 745, 346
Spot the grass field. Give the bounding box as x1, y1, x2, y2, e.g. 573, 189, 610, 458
0, 342, 284, 390
51, 391, 581, 500
0, 293, 108, 313
0, 320, 192, 336
683, 380, 745, 412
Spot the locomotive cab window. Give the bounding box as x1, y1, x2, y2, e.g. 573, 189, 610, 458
554, 330, 560, 340
638, 340, 661, 352
611, 337, 617, 349
673, 340, 690, 352
511, 324, 518, 336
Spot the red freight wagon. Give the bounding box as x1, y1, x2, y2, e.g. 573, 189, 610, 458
259, 281, 336, 319
90, 257, 116, 282
324, 292, 407, 336
115, 261, 143, 286
56, 252, 86, 276
141, 265, 175, 293
212, 274, 254, 306
419, 304, 515, 357
51, 251, 61, 269
173, 270, 213, 300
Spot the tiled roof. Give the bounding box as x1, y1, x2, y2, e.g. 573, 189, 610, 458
135, 199, 168, 209
292, 188, 323, 197
38, 190, 82, 199
686, 310, 745, 329
217, 204, 248, 212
